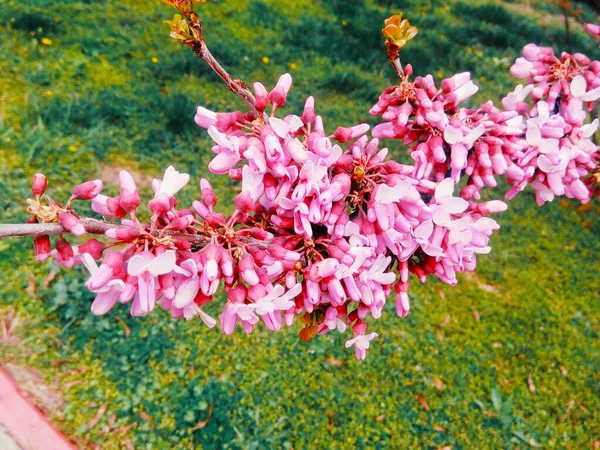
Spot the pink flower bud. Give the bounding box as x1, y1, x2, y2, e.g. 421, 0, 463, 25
72, 180, 103, 200
59, 211, 86, 236
239, 253, 259, 286
77, 238, 106, 260
308, 258, 339, 282
301, 96, 316, 125
118, 170, 140, 213
105, 226, 141, 241
331, 124, 370, 143
253, 82, 268, 111
201, 244, 223, 282
92, 195, 127, 219
476, 200, 507, 215
34, 234, 51, 262
268, 73, 292, 107
55, 237, 74, 266
32, 173, 48, 196
394, 282, 410, 317
169, 215, 194, 230
148, 193, 171, 217
234, 191, 253, 213
194, 106, 217, 129
200, 178, 217, 208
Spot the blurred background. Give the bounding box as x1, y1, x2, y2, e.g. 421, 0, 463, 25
0, 0, 599, 448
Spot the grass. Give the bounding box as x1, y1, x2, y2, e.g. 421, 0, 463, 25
0, 0, 599, 448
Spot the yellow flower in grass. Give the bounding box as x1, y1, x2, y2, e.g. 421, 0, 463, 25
382, 13, 418, 54
41, 37, 52, 45
262, 56, 270, 64
152, 57, 159, 64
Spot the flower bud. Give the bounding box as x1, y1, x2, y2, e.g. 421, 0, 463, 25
234, 191, 253, 213
200, 178, 217, 208
72, 180, 103, 200
118, 170, 140, 213
55, 237, 74, 267
34, 234, 51, 262
268, 73, 292, 107
253, 82, 268, 111
77, 238, 107, 260
32, 173, 48, 196
105, 226, 141, 241
59, 211, 86, 236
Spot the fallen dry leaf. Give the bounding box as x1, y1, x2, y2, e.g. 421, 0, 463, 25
64, 380, 83, 390
87, 403, 108, 429
192, 403, 214, 431
124, 437, 134, 450
438, 446, 453, 450
527, 375, 536, 394
327, 357, 344, 366
433, 424, 446, 433
440, 314, 451, 327
435, 328, 444, 341
139, 411, 154, 430
43, 269, 59, 288
576, 202, 593, 214
416, 393, 430, 411
473, 310, 480, 322
559, 366, 569, 378
433, 376, 444, 391
27, 275, 36, 295
192, 419, 209, 431
438, 290, 446, 301
327, 410, 335, 429
375, 414, 386, 422
115, 317, 131, 337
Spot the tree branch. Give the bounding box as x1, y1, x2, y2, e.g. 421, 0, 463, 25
0, 218, 116, 239
0, 218, 210, 246
0, 219, 271, 249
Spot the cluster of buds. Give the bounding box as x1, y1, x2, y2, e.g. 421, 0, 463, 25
16, 9, 599, 360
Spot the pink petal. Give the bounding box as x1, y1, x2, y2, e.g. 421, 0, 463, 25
414, 220, 434, 240
209, 151, 238, 174
444, 197, 469, 214
435, 178, 455, 200
173, 276, 200, 308
91, 290, 120, 315
444, 125, 463, 145
148, 250, 177, 276
570, 75, 586, 98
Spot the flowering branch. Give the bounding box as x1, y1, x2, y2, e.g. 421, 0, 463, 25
0, 3, 598, 360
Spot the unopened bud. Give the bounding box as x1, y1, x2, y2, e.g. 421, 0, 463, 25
59, 212, 86, 236
72, 180, 103, 200
32, 173, 48, 196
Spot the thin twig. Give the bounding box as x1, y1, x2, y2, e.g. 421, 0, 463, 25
186, 13, 257, 113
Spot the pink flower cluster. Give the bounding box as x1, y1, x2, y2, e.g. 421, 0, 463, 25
192, 73, 505, 357
27, 24, 599, 360
503, 44, 600, 205
370, 44, 600, 207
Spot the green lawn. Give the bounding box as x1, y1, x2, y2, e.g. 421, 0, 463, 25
0, 0, 599, 448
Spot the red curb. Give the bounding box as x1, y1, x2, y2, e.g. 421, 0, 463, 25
0, 368, 76, 450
